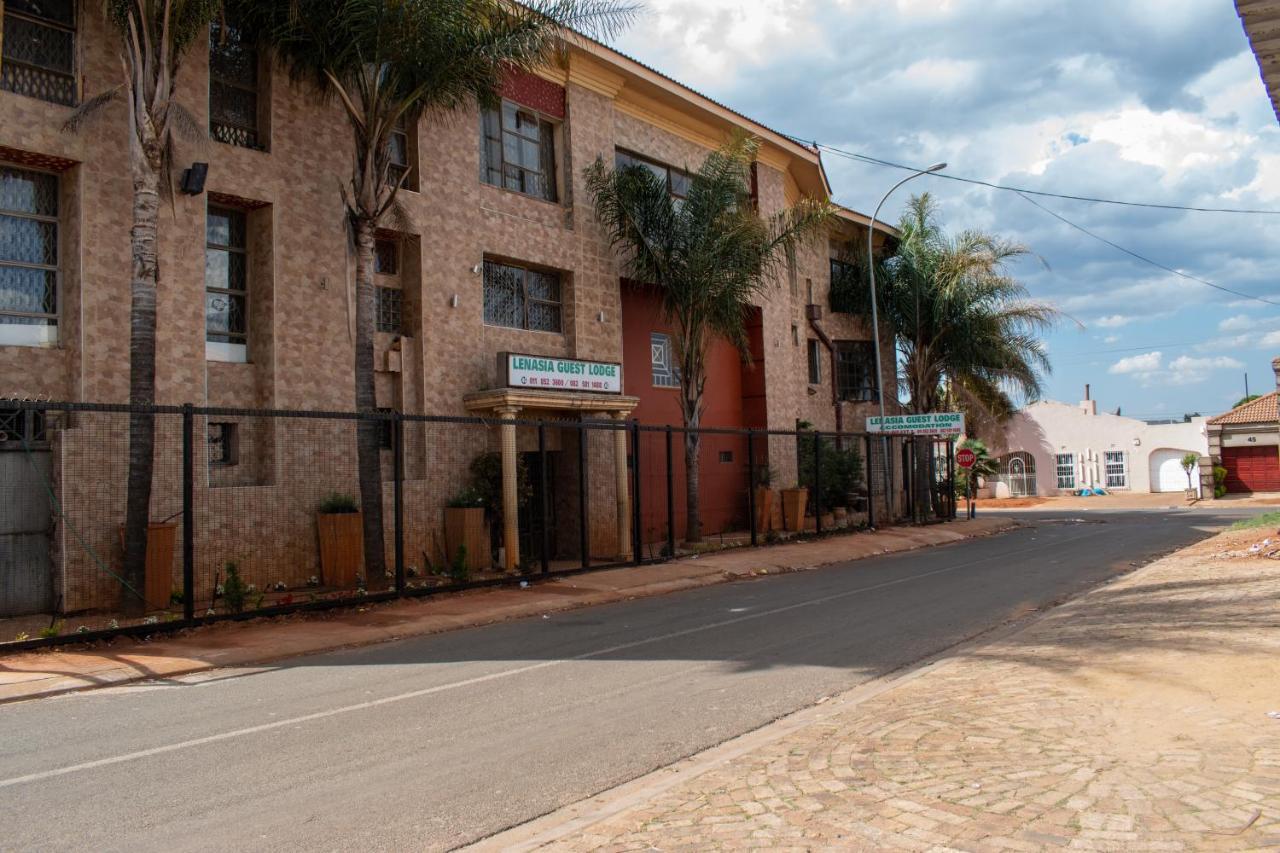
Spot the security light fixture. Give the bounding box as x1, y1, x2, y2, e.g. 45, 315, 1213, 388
180, 162, 208, 195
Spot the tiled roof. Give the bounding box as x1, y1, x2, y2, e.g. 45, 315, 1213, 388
1208, 391, 1279, 425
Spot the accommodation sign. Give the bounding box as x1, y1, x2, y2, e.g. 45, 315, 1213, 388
867, 412, 965, 436
504, 353, 622, 394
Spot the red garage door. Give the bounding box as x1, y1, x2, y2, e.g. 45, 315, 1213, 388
1222, 446, 1280, 493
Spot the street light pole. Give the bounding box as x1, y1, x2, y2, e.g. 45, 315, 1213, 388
867, 162, 946, 519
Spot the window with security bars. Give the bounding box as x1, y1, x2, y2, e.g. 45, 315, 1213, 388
0, 165, 59, 336
1055, 453, 1075, 490
208, 422, 239, 465
0, 0, 76, 106
834, 341, 877, 402
807, 339, 822, 385
374, 236, 402, 333
1104, 450, 1127, 488
651, 332, 679, 388
483, 260, 562, 332
387, 116, 411, 188
209, 18, 263, 149
0, 405, 47, 449
206, 205, 248, 350
481, 101, 557, 201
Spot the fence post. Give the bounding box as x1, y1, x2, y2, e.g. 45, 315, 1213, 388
865, 434, 876, 529
631, 420, 642, 564
814, 431, 823, 535
746, 430, 757, 547
665, 425, 675, 560
948, 440, 957, 520
393, 412, 405, 594
538, 422, 550, 575
579, 423, 590, 569
181, 403, 195, 622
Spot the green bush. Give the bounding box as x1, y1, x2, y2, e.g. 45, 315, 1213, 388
222, 561, 248, 614
798, 433, 864, 511
1213, 466, 1229, 499
450, 545, 470, 582
318, 492, 359, 514
446, 488, 485, 509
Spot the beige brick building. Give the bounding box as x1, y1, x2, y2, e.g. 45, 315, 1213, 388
0, 4, 901, 616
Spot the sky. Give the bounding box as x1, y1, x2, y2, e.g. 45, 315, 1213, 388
610, 0, 1280, 421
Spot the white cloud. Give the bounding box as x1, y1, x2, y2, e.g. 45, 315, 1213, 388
1261, 330, 1280, 348
1094, 314, 1133, 328
1104, 335, 1121, 344
1218, 314, 1256, 332
1110, 351, 1163, 376
1167, 355, 1245, 385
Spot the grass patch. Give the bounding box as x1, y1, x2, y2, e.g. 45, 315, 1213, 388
1229, 511, 1280, 531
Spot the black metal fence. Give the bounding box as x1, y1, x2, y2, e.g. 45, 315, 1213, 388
0, 400, 954, 650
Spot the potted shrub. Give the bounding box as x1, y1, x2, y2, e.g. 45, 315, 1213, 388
444, 488, 489, 572
117, 519, 177, 610
316, 492, 362, 588
752, 464, 777, 534
780, 486, 808, 532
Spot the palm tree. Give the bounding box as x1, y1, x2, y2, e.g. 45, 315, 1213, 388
586, 135, 834, 542
232, 0, 634, 582
69, 1, 223, 611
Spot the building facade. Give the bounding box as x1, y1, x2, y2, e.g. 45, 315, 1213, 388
0, 6, 901, 615
1205, 359, 1280, 494
991, 396, 1208, 498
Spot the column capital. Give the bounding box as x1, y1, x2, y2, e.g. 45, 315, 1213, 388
494, 405, 521, 419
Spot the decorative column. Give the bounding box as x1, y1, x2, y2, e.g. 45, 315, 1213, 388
497, 405, 520, 572
612, 411, 632, 561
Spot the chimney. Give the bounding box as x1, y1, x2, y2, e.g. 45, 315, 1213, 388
1272, 358, 1280, 394
1081, 384, 1096, 416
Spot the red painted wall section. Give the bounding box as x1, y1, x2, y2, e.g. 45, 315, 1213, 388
500, 70, 566, 119
621, 282, 757, 545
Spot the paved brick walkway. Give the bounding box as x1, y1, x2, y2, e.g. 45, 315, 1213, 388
536, 527, 1280, 852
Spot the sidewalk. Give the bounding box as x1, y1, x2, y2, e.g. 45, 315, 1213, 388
488, 525, 1280, 851
0, 517, 1013, 704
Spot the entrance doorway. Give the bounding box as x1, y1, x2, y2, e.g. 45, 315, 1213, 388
518, 450, 557, 565
1002, 452, 1037, 497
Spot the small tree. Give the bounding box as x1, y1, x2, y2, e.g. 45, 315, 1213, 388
954, 437, 997, 498
234, 0, 634, 580
586, 135, 834, 541
1181, 452, 1200, 491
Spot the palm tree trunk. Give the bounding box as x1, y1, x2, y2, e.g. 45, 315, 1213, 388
684, 429, 702, 544
352, 215, 387, 585
122, 155, 161, 614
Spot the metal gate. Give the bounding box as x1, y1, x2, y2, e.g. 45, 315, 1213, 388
1004, 453, 1037, 498
0, 409, 54, 616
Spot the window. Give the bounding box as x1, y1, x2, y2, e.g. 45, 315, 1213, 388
718, 450, 734, 464
0, 0, 76, 106
0, 405, 47, 449
208, 422, 239, 466
205, 205, 248, 360
614, 149, 691, 200
482, 101, 557, 201
483, 260, 562, 332
1055, 453, 1075, 490
0, 165, 58, 343
376, 407, 393, 450
1104, 450, 1127, 488
387, 116, 410, 188
374, 236, 402, 334
807, 339, 822, 385
834, 341, 877, 402
209, 17, 263, 149
651, 332, 679, 389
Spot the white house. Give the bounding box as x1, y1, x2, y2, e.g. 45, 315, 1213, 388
990, 392, 1209, 498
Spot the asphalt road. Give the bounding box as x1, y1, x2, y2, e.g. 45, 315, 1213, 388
0, 508, 1255, 851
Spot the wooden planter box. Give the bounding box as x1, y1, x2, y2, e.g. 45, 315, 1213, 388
780, 488, 808, 532
317, 511, 363, 588
754, 487, 776, 534
443, 507, 490, 571
118, 522, 176, 610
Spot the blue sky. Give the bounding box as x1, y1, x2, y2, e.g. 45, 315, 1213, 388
612, 0, 1280, 420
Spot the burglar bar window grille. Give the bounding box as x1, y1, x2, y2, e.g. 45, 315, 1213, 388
387, 116, 410, 188
1055, 453, 1075, 489
1104, 450, 1127, 488
0, 165, 59, 336
483, 260, 562, 333
374, 236, 402, 334
482, 101, 557, 202
0, 405, 47, 449
0, 0, 76, 106
834, 340, 877, 402
209, 17, 263, 149
807, 339, 822, 385
205, 205, 248, 348
651, 332, 679, 388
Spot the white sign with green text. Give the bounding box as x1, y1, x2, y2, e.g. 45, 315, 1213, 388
867, 412, 965, 436
504, 353, 622, 394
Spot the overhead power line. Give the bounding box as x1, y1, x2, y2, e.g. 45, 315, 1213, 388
1011, 192, 1280, 308
803, 140, 1280, 216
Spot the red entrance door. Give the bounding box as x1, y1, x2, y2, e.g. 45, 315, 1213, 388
1222, 445, 1280, 493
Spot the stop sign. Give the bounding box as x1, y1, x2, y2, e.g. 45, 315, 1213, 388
956, 448, 977, 469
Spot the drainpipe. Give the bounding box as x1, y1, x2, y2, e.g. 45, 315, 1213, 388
805, 304, 843, 434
